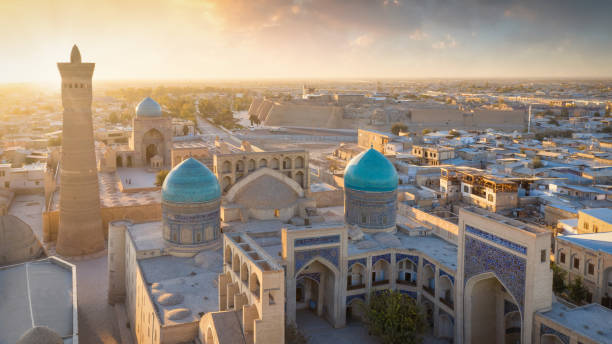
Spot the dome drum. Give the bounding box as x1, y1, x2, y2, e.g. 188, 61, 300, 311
343, 148, 398, 233
344, 188, 397, 232
161, 158, 222, 255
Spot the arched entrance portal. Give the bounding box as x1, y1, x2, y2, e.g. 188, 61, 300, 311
142, 129, 164, 165
465, 273, 522, 344
295, 259, 337, 326
146, 144, 157, 164
116, 155, 123, 167
541, 334, 565, 344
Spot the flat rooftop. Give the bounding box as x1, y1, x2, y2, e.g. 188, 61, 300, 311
538, 302, 612, 344
139, 253, 221, 326
557, 231, 612, 255
0, 258, 75, 344
579, 207, 612, 223
348, 231, 458, 270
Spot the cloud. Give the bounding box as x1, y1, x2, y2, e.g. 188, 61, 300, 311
409, 29, 428, 41
432, 34, 457, 49
350, 34, 375, 47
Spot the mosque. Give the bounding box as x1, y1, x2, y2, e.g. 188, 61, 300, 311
108, 148, 611, 344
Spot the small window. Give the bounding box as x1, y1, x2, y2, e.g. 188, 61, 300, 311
584, 222, 589, 230
573, 257, 580, 269
274, 209, 280, 218
560, 252, 566, 264
593, 225, 598, 233
488, 194, 494, 202
4, 181, 9, 188
464, 185, 469, 193
361, 214, 367, 224
588, 263, 594, 275
541, 249, 546, 263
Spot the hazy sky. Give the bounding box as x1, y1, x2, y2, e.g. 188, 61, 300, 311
2, 0, 612, 82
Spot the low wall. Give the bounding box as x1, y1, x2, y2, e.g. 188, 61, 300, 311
398, 203, 458, 244
311, 189, 344, 208
43, 203, 161, 243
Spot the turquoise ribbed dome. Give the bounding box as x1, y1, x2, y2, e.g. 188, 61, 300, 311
344, 148, 398, 192
135, 97, 162, 117
162, 158, 221, 203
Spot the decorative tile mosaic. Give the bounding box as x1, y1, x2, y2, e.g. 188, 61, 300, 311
295, 247, 339, 275
348, 257, 367, 269
396, 253, 419, 269
464, 236, 526, 314
346, 294, 366, 304
399, 290, 418, 299
540, 324, 569, 344
423, 258, 435, 269
372, 254, 391, 265
439, 269, 455, 284
297, 272, 321, 284
504, 299, 519, 314
295, 235, 340, 247
466, 225, 527, 255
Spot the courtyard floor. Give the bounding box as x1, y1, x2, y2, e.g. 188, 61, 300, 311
296, 310, 451, 344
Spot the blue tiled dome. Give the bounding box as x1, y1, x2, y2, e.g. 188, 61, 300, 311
135, 97, 162, 117
162, 158, 221, 203
344, 148, 398, 192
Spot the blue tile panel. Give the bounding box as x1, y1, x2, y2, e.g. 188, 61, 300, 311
540, 324, 570, 344
464, 236, 526, 314
295, 247, 339, 275
466, 225, 527, 255
423, 258, 435, 269
348, 257, 367, 269
297, 272, 321, 284
439, 269, 455, 284
399, 290, 418, 299
294, 235, 340, 247
346, 294, 366, 304
396, 253, 419, 268
372, 254, 391, 265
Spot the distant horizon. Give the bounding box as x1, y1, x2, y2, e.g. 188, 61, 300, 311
2, 1, 612, 83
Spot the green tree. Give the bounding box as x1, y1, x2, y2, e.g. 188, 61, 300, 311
214, 110, 236, 129
48, 136, 62, 147
249, 114, 261, 126
532, 156, 543, 169
363, 290, 426, 344
285, 323, 309, 344
155, 170, 169, 187
568, 277, 588, 304
551, 263, 566, 293
391, 123, 408, 135
560, 107, 570, 119
449, 129, 461, 137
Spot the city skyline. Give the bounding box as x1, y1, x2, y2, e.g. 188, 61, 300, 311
2, 0, 612, 83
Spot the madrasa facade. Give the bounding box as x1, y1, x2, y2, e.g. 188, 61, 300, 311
107, 148, 611, 344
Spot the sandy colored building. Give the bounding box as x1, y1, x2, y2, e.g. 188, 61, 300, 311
555, 231, 612, 306
577, 208, 612, 234
412, 145, 455, 166
56, 45, 105, 256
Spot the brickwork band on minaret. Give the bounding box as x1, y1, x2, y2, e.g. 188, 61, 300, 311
56, 45, 105, 256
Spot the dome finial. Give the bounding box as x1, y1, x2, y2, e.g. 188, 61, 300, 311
70, 44, 81, 63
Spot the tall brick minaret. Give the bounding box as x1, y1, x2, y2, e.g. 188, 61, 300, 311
56, 45, 105, 256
